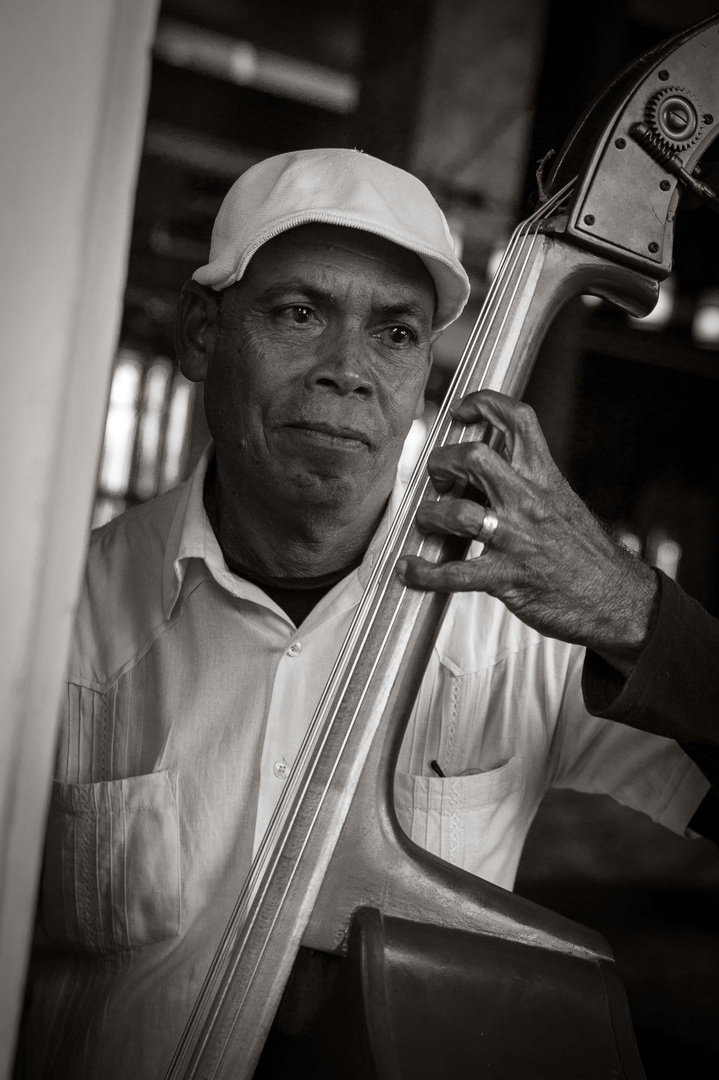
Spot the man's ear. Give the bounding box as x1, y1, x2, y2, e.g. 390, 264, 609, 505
176, 280, 222, 383
413, 330, 442, 421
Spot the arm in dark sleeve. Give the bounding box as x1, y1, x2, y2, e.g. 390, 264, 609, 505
582, 569, 719, 839
582, 569, 719, 744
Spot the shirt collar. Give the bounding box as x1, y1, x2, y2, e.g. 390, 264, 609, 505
162, 445, 409, 622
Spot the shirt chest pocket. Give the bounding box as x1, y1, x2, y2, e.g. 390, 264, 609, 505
42, 770, 181, 954
394, 756, 525, 872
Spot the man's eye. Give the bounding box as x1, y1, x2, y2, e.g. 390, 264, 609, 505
381, 325, 416, 346
280, 305, 315, 325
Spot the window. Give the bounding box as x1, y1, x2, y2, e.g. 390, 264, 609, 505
94, 349, 195, 528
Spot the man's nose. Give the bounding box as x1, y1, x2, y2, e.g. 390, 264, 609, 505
304, 328, 374, 397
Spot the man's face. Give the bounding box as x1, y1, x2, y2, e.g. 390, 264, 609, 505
202, 223, 437, 513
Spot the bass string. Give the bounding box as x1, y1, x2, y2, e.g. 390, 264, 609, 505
164, 220, 549, 1074
241, 181, 577, 918
343, 179, 577, 624
261, 197, 566, 849
281, 180, 575, 735
169, 183, 576, 1071
250, 197, 565, 928
208, 188, 569, 962
265, 180, 574, 779
220, 202, 568, 1023
338, 178, 575, 596
242, 198, 556, 890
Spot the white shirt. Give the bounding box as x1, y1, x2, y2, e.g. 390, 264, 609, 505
25, 447, 708, 1080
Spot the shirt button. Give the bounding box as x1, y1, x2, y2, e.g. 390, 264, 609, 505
273, 758, 290, 779
287, 641, 302, 656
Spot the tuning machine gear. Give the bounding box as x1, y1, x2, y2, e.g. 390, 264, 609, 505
627, 78, 719, 219
645, 86, 703, 152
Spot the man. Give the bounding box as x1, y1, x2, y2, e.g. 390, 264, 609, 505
21, 148, 717, 1078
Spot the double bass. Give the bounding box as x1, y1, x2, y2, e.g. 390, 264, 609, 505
166, 15, 719, 1078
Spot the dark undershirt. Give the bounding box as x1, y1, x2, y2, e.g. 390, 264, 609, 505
228, 557, 364, 626
203, 456, 363, 625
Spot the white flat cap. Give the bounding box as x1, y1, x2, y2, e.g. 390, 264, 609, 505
192, 148, 470, 330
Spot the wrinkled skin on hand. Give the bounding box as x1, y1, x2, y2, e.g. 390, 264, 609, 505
396, 390, 658, 675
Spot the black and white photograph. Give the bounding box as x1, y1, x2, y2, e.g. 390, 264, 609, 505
2, 2, 719, 1078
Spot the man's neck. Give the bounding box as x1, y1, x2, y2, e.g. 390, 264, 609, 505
203, 456, 392, 579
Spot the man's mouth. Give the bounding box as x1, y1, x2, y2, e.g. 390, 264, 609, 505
283, 421, 370, 449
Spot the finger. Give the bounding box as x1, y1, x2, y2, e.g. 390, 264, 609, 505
427, 441, 522, 504
416, 497, 492, 541
450, 390, 518, 459
451, 389, 524, 427
451, 391, 548, 473
396, 554, 494, 594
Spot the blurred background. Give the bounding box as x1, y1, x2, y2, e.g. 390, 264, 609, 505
93, 1, 719, 1074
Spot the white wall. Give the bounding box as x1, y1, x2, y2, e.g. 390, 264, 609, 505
0, 0, 160, 1071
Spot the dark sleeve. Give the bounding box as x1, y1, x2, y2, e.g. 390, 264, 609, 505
582, 570, 719, 840
581, 569, 719, 744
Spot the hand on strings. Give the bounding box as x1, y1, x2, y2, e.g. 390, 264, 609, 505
396, 390, 658, 674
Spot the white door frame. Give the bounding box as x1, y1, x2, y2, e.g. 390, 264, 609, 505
0, 0, 160, 1071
